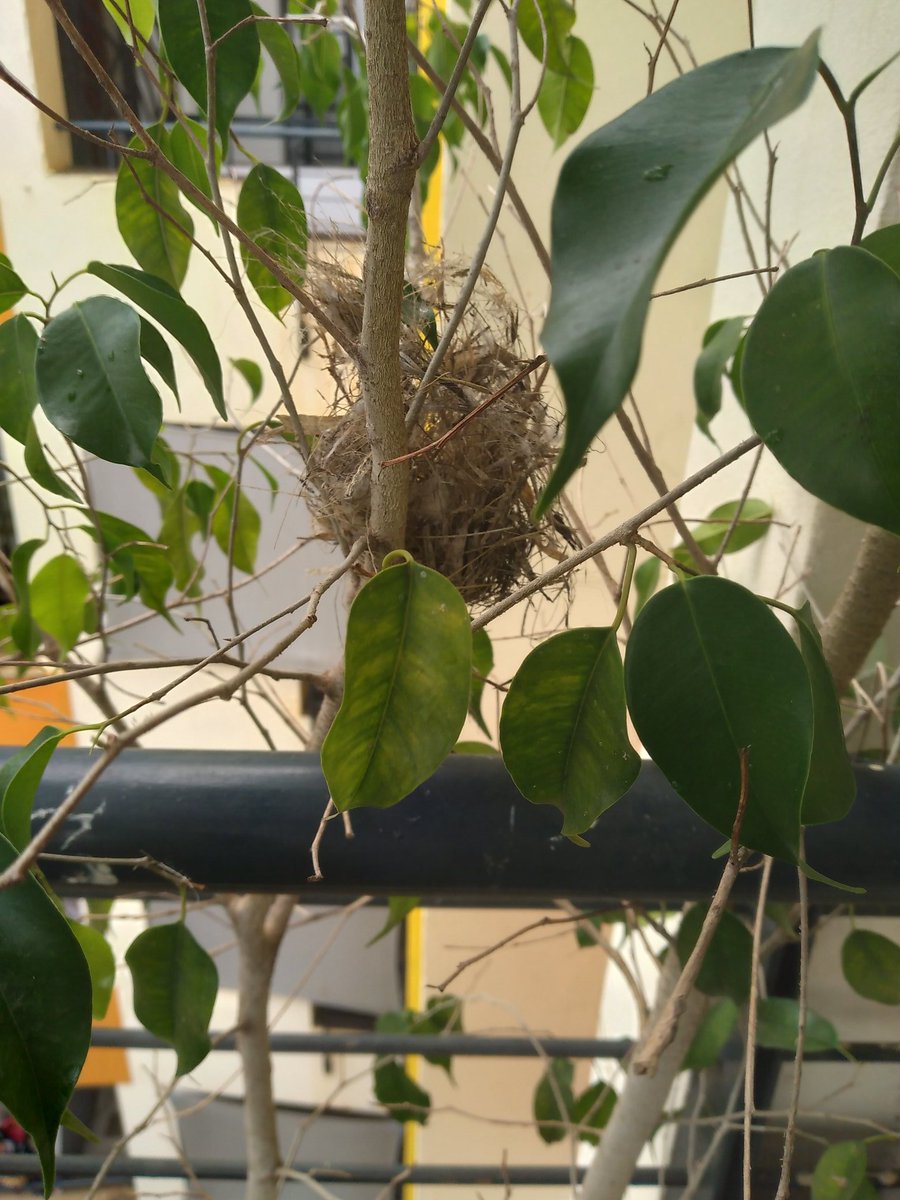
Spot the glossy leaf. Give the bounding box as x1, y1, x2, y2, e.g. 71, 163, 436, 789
68, 921, 115, 1021
36, 297, 162, 471
367, 896, 419, 947
572, 1079, 616, 1144
533, 1057, 574, 1144
517, 0, 576, 74
683, 998, 738, 1070
10, 539, 43, 659
625, 576, 813, 861
253, 3, 301, 122
125, 922, 218, 1076
101, 0, 155, 44
237, 164, 308, 315
794, 606, 856, 825
300, 31, 344, 118
86, 511, 174, 616
158, 0, 259, 144
0, 726, 67, 853
167, 118, 220, 225
0, 314, 38, 443
0, 257, 27, 315
116, 126, 194, 290
742, 246, 900, 535
470, 626, 494, 737
694, 316, 745, 439
323, 556, 471, 812
860, 223, 900, 278
811, 1141, 868, 1200
537, 35, 819, 516
88, 262, 225, 418
373, 1060, 430, 1125
755, 997, 839, 1054
841, 929, 900, 1005
676, 905, 752, 1003
140, 318, 180, 403
231, 357, 263, 400
24, 421, 79, 501
204, 465, 261, 575
500, 627, 639, 839
538, 36, 594, 149
0, 832, 91, 1196
31, 555, 90, 657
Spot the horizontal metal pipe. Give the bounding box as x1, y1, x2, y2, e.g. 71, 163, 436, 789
70, 118, 342, 140
19, 751, 899, 905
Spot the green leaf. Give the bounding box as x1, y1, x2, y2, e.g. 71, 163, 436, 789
60, 1107, 99, 1144
755, 997, 839, 1054
185, 479, 217, 534
624, 576, 813, 861
0, 726, 68, 853
373, 1060, 430, 1125
632, 557, 660, 615
811, 1141, 868, 1200
517, 0, 576, 74
742, 245, 900, 535
536, 35, 819, 516
533, 1057, 574, 1144
0, 832, 91, 1196
68, 921, 116, 1021
140, 318, 180, 403
36, 296, 162, 470
10, 539, 43, 659
793, 605, 856, 826
452, 740, 497, 754
683, 998, 738, 1070
299, 31, 344, 118
500, 627, 640, 839
860, 222, 900, 278
412, 995, 463, 1077
23, 421, 79, 501
337, 67, 369, 177
116, 126, 194, 290
158, 0, 260, 145
231, 357, 263, 400
86, 511, 174, 615
470, 626, 494, 737
0, 314, 39, 443
672, 498, 774, 566
88, 262, 225, 418
236, 164, 308, 315
252, 3, 301, 122
676, 905, 752, 1003
537, 36, 594, 149
322, 556, 472, 812
841, 929, 900, 1005
572, 1079, 616, 1144
367, 896, 419, 947
0, 257, 27, 315
158, 488, 202, 594
125, 922, 218, 1076
167, 118, 220, 225
204, 465, 261, 575
101, 0, 155, 44
693, 316, 745, 439
30, 555, 90, 657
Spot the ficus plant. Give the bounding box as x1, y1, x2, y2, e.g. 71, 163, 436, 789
0, 2, 898, 1200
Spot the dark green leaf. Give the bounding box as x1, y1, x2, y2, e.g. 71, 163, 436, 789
676, 905, 752, 1003
10, 539, 43, 659
742, 246, 900, 535
185, 479, 217, 533
0, 258, 27, 315
756, 997, 839, 1054
140, 318, 180, 403
366, 896, 419, 947
0, 726, 67, 853
536, 35, 819, 516
373, 1060, 430, 1124
87, 511, 174, 615
24, 421, 79, 501
811, 1141, 868, 1200
36, 296, 162, 470
0, 314, 39, 443
470, 626, 494, 737
68, 921, 115, 1020
533, 1058, 574, 1144
412, 995, 463, 1077
88, 262, 225, 418
322, 556, 472, 812
231, 357, 263, 400
517, 0, 576, 74
500, 627, 639, 839
0, 832, 91, 1196
841, 929, 900, 1005
860, 223, 900, 278
537, 36, 594, 149
632, 557, 660, 614
204, 464, 261, 575
252, 3, 301, 121
299, 30, 343, 118
116, 126, 194, 290
31, 555, 90, 656
237, 164, 308, 315
572, 1079, 616, 1144
683, 998, 738, 1070
624, 576, 813, 861
158, 0, 259, 145
125, 922, 218, 1076
694, 316, 745, 439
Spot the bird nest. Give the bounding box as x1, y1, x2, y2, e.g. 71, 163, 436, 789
303, 259, 565, 608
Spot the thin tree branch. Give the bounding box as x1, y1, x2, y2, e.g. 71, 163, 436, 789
415, 0, 494, 166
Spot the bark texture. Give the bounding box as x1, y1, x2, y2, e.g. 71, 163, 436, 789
822, 525, 900, 695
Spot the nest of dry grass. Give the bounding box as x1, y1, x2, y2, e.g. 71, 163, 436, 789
303, 259, 566, 608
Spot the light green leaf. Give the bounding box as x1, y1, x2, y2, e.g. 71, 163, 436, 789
756, 997, 839, 1054
167, 118, 220, 225
299, 30, 344, 118
373, 1060, 430, 1125
204, 465, 261, 575
742, 246, 900, 535
0, 314, 39, 443
101, 0, 155, 44
572, 1079, 616, 1144
624, 577, 813, 861
694, 316, 745, 440
672, 498, 774, 566
0, 832, 91, 1197
231, 357, 264, 400
24, 421, 79, 501
500, 627, 639, 839
30, 555, 90, 657
470, 626, 494, 737
533, 1057, 574, 1144
88, 262, 225, 418
841, 929, 900, 1005
676, 905, 752, 1003
158, 488, 203, 594
811, 1141, 868, 1200
337, 67, 368, 178
252, 3, 302, 122
366, 896, 419, 947
452, 740, 497, 755
60, 1107, 98, 1144
116, 126, 195, 291
0, 726, 68, 853
158, 0, 259, 145
632, 557, 660, 615
322, 555, 472, 812
0, 258, 27, 315
683, 998, 738, 1071
36, 296, 162, 470
860, 223, 900, 278
125, 922, 218, 1076
536, 35, 819, 516
68, 921, 116, 1021
10, 539, 43, 659
237, 164, 308, 315
538, 36, 594, 149
517, 0, 576, 74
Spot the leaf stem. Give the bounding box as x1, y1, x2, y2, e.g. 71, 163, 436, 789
612, 544, 637, 634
